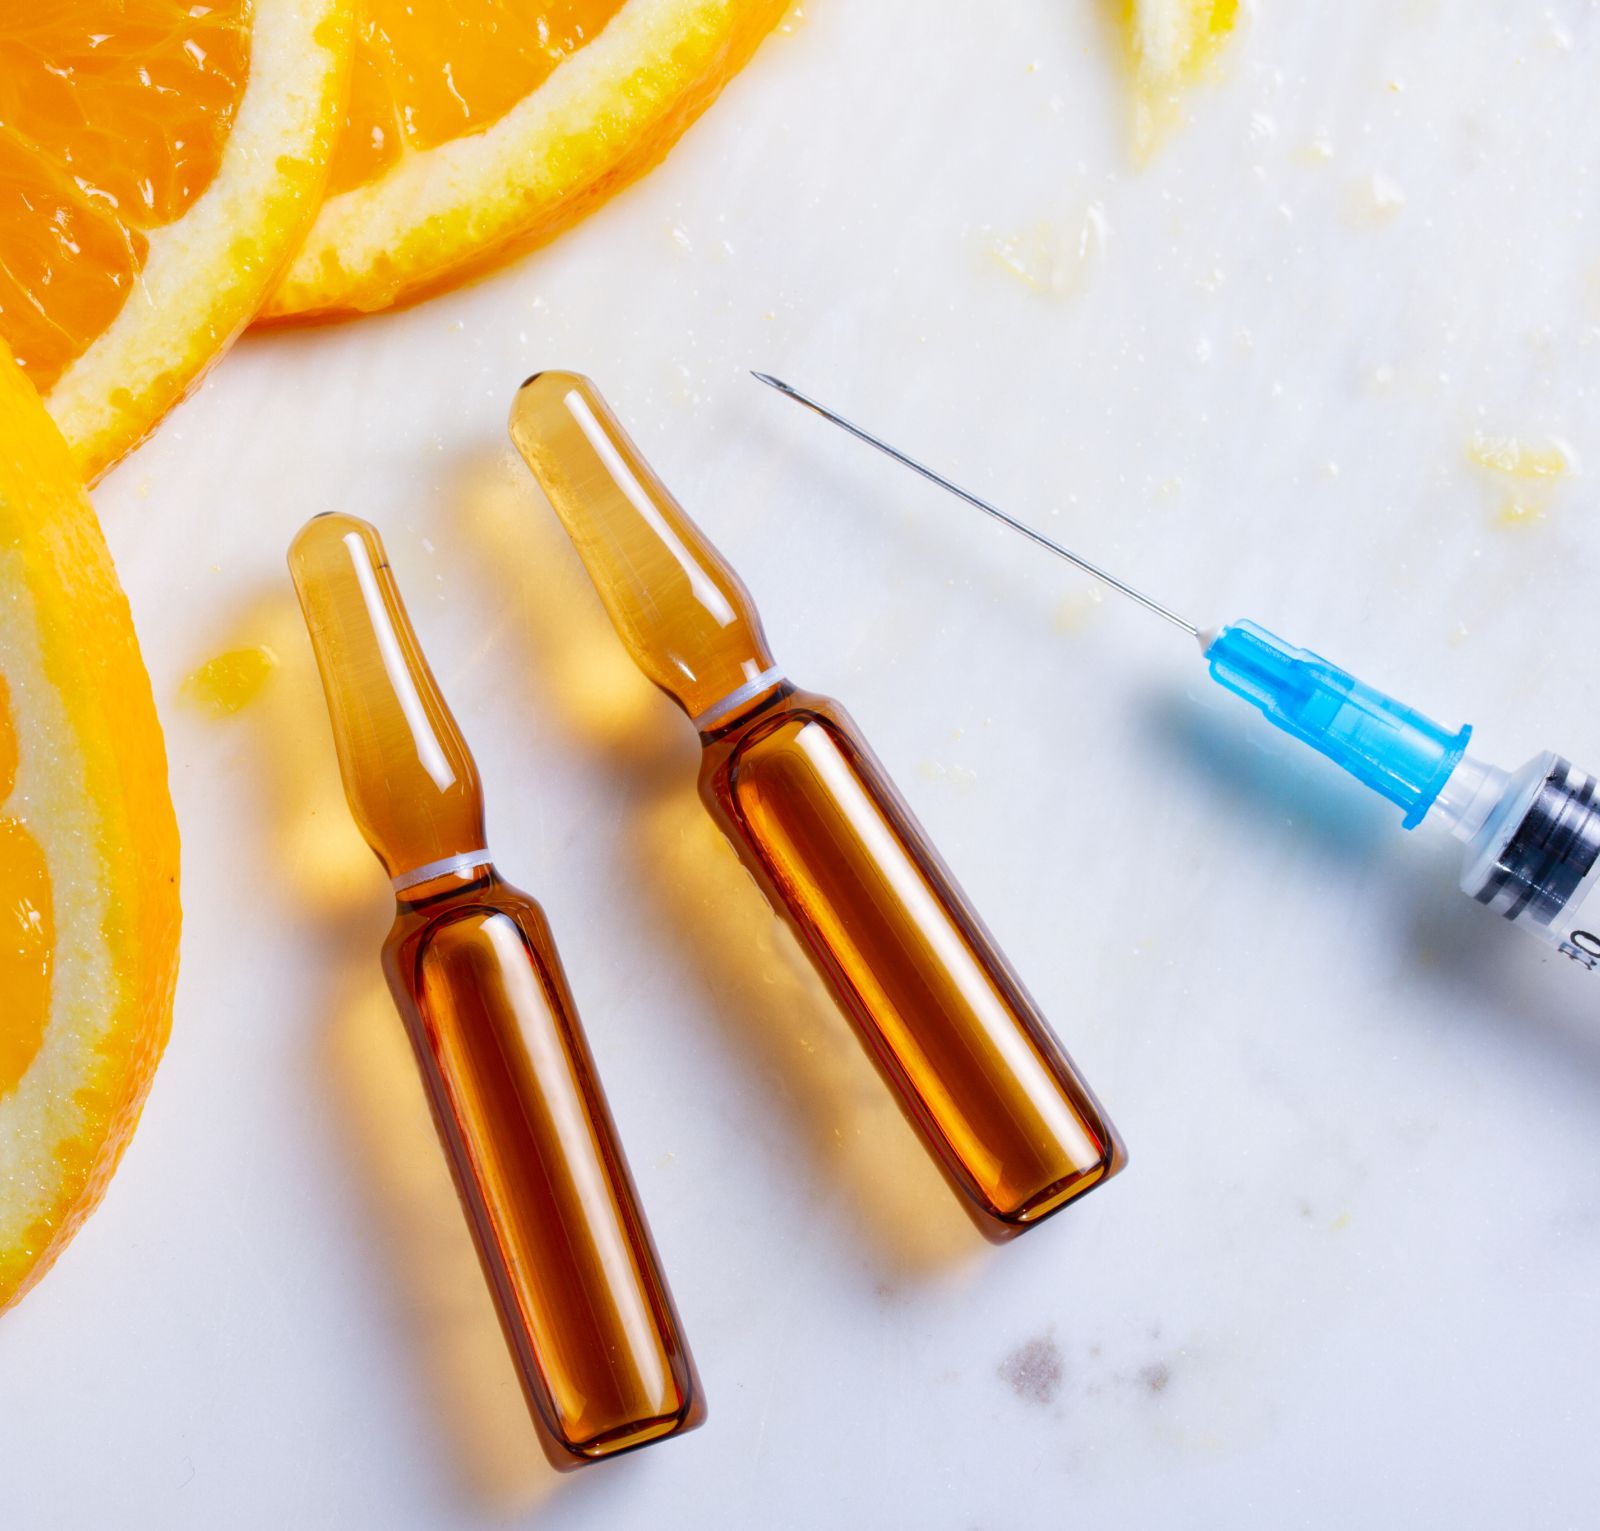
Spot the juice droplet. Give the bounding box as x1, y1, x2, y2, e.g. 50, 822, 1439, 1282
182, 644, 280, 716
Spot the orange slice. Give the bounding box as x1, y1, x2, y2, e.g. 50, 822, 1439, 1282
263, 0, 787, 320
0, 342, 181, 1312
0, 0, 353, 479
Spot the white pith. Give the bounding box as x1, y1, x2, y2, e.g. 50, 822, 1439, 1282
0, 552, 109, 1241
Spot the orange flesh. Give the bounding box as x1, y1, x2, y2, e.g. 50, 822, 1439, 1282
0, 676, 52, 1099
330, 0, 626, 195
0, 2, 253, 389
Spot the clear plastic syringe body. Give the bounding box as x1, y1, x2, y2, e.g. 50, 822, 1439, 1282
508, 372, 1125, 1240
1205, 619, 1600, 968
1428, 750, 1600, 967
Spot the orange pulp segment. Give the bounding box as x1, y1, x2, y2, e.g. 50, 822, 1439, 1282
332, 0, 626, 195
0, 342, 181, 1311
0, 3, 253, 391
264, 0, 788, 320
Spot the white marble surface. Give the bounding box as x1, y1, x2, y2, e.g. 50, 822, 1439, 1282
6, 2, 1600, 1526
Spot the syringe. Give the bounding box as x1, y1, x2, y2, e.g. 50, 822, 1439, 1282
755, 373, 1600, 972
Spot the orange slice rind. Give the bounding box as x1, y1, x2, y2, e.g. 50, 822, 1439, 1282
264, 0, 787, 320
0, 343, 180, 1311
0, 0, 354, 479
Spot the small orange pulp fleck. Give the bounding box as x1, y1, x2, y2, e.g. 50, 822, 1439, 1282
182, 644, 279, 716
1466, 432, 1574, 479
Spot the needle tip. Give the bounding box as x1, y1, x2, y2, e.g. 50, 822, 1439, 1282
744, 374, 1201, 639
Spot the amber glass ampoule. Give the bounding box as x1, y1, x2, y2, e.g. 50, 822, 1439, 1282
508, 374, 1125, 1239
288, 513, 703, 1467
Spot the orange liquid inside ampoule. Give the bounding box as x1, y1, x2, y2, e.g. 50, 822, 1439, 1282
387, 868, 699, 1458
699, 691, 1120, 1227
290, 513, 702, 1466
509, 374, 1124, 1239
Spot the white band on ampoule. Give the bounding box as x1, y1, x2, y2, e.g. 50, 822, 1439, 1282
392, 849, 492, 892
690, 666, 786, 732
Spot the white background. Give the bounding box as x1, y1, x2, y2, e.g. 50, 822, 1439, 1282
6, 2, 1600, 1527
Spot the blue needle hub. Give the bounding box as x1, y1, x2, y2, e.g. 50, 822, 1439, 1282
1204, 620, 1472, 828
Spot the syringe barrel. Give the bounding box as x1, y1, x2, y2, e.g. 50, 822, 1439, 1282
1449, 751, 1600, 969
1205, 620, 1471, 828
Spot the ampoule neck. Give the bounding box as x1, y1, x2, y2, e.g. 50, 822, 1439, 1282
290, 513, 488, 883
509, 371, 780, 723
393, 854, 498, 909
692, 670, 794, 739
